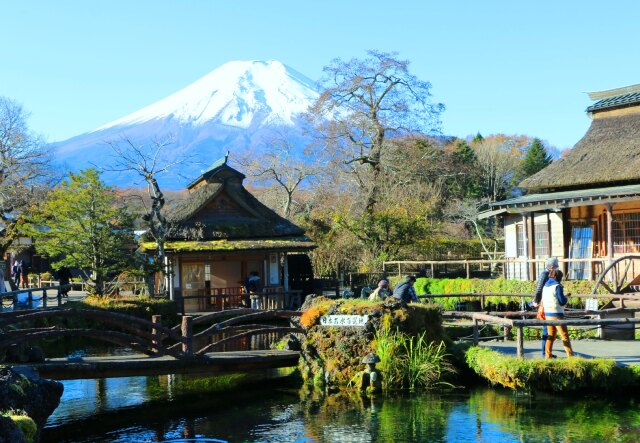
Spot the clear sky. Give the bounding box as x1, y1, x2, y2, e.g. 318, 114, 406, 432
3, 1, 640, 150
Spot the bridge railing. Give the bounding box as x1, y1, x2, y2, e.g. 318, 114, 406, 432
0, 307, 303, 360
1, 284, 74, 311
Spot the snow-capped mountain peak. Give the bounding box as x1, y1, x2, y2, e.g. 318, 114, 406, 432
95, 60, 319, 131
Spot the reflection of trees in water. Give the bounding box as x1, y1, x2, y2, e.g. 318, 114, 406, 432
298, 388, 452, 442
466, 388, 636, 442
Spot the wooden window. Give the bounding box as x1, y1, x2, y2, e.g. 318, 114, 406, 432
534, 223, 550, 275
516, 224, 526, 257
613, 212, 640, 254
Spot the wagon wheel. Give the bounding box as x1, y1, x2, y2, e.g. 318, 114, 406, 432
591, 255, 640, 295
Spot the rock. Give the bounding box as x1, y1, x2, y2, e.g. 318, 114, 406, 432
0, 366, 64, 439
281, 334, 301, 351
0, 415, 27, 443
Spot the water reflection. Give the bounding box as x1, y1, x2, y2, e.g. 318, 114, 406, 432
44, 380, 640, 443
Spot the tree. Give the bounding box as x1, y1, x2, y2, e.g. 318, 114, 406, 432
520, 138, 552, 179
106, 137, 186, 297
0, 97, 52, 255
239, 130, 319, 218
472, 134, 531, 201
308, 50, 444, 216
25, 169, 134, 294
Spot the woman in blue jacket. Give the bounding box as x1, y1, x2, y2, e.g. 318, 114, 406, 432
541, 269, 574, 359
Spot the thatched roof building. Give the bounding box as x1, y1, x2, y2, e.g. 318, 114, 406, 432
141, 156, 315, 253
521, 84, 640, 191
482, 84, 640, 283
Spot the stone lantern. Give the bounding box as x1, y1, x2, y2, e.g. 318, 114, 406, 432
358, 353, 382, 393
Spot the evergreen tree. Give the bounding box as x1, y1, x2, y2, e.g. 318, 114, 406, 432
521, 138, 552, 179
25, 168, 134, 295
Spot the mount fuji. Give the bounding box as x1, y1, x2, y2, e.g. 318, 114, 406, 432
51, 60, 320, 188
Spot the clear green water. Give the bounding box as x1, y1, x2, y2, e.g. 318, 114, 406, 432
42, 374, 640, 443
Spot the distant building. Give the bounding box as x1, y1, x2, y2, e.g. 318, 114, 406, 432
141, 155, 315, 311
484, 84, 640, 280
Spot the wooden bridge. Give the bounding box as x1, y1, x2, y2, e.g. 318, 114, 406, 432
1, 307, 303, 380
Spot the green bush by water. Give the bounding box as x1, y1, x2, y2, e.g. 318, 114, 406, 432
465, 346, 640, 392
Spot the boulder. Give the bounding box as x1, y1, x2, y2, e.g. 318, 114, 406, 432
0, 366, 63, 440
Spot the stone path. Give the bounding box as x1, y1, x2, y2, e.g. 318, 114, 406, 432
481, 339, 640, 365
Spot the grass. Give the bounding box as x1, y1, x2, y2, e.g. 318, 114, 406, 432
465, 346, 640, 392
374, 326, 455, 391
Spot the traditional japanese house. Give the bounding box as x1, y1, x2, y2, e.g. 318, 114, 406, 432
142, 156, 316, 311
485, 84, 640, 281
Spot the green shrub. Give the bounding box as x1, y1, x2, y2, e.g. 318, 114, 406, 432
412, 277, 608, 310
465, 346, 640, 392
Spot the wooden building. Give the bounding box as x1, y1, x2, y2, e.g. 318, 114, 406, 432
485, 84, 640, 280
141, 156, 316, 311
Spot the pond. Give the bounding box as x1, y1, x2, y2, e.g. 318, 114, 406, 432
41, 372, 640, 443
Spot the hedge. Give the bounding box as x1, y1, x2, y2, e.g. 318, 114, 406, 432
387, 277, 607, 311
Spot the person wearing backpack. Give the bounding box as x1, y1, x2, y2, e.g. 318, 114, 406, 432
541, 269, 574, 359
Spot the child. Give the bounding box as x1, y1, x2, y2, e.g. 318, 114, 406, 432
541, 269, 574, 359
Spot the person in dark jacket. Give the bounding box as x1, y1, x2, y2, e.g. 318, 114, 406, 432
57, 267, 72, 297
392, 275, 419, 303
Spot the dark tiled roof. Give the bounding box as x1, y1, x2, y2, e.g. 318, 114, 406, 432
587, 92, 640, 113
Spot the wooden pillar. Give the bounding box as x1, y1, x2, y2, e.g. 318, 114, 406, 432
516, 326, 524, 358
606, 204, 614, 268
42, 288, 47, 308
522, 213, 530, 280
430, 263, 435, 278
181, 316, 193, 356
283, 252, 289, 292
472, 318, 479, 345
528, 212, 536, 279
151, 315, 162, 355
465, 261, 470, 279
503, 325, 512, 342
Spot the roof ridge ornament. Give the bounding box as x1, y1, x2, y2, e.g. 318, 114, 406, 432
587, 84, 640, 101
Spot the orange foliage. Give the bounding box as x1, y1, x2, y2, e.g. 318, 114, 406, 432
300, 307, 323, 328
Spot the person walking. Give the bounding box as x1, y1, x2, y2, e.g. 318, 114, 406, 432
392, 275, 419, 303
533, 257, 559, 357
541, 269, 574, 359
12, 260, 22, 288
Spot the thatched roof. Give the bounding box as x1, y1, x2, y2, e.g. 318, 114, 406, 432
166, 176, 306, 241
520, 109, 640, 191
141, 236, 316, 253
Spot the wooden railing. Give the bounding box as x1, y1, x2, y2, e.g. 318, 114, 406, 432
383, 257, 611, 280
0, 307, 303, 359
0, 285, 74, 311
452, 305, 640, 358
179, 290, 304, 315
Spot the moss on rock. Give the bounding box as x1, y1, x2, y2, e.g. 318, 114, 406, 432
298, 296, 446, 391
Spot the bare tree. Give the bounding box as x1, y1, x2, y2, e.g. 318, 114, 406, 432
106, 137, 186, 297
238, 130, 319, 218
0, 97, 53, 256
308, 50, 444, 215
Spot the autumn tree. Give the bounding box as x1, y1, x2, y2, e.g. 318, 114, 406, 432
308, 50, 444, 216
0, 97, 52, 256
25, 169, 134, 294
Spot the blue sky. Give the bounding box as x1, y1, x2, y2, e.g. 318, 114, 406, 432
2, 1, 639, 150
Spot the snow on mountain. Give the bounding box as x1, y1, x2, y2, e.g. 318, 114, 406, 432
51, 60, 320, 188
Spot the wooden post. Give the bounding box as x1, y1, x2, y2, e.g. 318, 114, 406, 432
606, 204, 614, 271
181, 316, 193, 356
503, 325, 511, 341
465, 261, 471, 279
516, 326, 524, 358
42, 288, 47, 308
430, 263, 435, 278
473, 318, 479, 345
151, 315, 162, 355
57, 286, 63, 306
28, 290, 33, 309
480, 294, 485, 311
